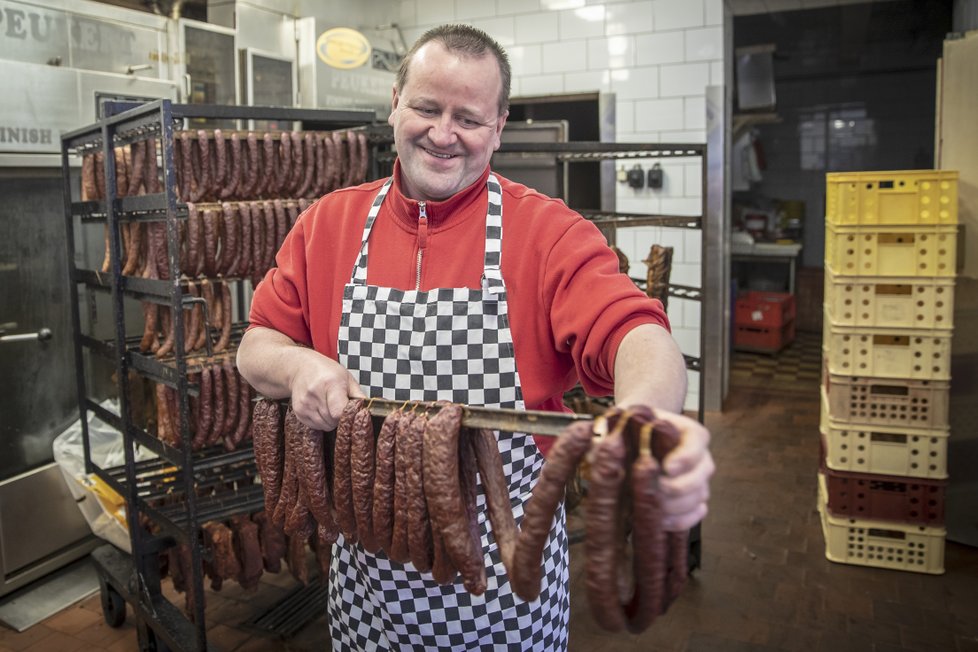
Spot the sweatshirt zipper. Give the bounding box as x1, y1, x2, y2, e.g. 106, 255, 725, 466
415, 201, 427, 291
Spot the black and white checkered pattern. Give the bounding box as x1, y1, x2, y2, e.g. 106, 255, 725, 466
330, 175, 569, 650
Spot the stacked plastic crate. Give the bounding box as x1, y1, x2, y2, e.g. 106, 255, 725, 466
819, 170, 958, 575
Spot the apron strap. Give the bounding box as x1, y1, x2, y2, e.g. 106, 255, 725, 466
350, 176, 395, 286
483, 174, 505, 296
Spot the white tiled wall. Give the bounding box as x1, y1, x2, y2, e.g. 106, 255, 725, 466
396, 0, 725, 412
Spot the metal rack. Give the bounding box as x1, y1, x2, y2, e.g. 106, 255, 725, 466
60, 99, 373, 652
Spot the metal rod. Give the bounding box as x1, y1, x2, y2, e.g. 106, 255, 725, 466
362, 398, 593, 436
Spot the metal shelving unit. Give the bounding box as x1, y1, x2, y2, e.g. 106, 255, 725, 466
61, 99, 373, 652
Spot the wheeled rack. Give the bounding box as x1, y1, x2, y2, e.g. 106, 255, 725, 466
61, 99, 373, 652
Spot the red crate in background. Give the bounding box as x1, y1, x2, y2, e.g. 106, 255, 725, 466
819, 466, 946, 527
735, 291, 797, 328
734, 319, 795, 353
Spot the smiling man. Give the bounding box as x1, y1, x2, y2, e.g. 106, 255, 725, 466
237, 24, 713, 651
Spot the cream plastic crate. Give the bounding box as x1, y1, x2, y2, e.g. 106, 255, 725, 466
825, 223, 957, 278
818, 474, 945, 574
824, 265, 954, 330
824, 372, 950, 430
820, 388, 949, 479
825, 170, 958, 226
822, 317, 952, 381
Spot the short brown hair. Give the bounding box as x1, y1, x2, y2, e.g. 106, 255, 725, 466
396, 24, 511, 116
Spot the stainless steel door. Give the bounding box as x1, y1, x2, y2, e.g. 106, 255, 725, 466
0, 171, 77, 479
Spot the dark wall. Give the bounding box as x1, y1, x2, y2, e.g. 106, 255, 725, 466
735, 0, 953, 267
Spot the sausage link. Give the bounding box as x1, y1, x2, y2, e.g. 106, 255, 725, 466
321, 134, 336, 194
458, 426, 485, 593
296, 132, 316, 197
422, 404, 484, 594
81, 153, 96, 201
139, 302, 159, 353
219, 202, 238, 275
389, 411, 412, 564
221, 132, 241, 199
214, 281, 232, 353
276, 131, 291, 195
202, 208, 218, 277
155, 305, 175, 359
144, 136, 159, 194
94, 150, 106, 200
371, 411, 401, 555
250, 202, 265, 284
261, 200, 276, 274
272, 199, 287, 257
272, 405, 300, 527
239, 202, 253, 278
155, 382, 173, 445
357, 131, 369, 183
350, 406, 377, 553
408, 409, 435, 573
259, 132, 275, 197
220, 358, 240, 448
207, 361, 226, 446
584, 415, 629, 632
287, 530, 311, 585
197, 130, 212, 201
115, 147, 130, 198
312, 132, 326, 196
253, 510, 286, 574
287, 406, 339, 539
330, 131, 346, 189
315, 523, 334, 582
511, 420, 593, 602
122, 221, 141, 276
129, 140, 146, 196
243, 132, 259, 197
471, 428, 517, 575
332, 399, 363, 543
250, 399, 284, 516
288, 132, 304, 194
231, 376, 252, 448
625, 450, 667, 633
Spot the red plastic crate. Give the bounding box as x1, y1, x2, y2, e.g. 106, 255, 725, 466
818, 455, 945, 526
735, 291, 796, 328
734, 319, 795, 353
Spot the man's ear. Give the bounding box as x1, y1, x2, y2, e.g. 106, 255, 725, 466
388, 86, 400, 126
492, 110, 509, 151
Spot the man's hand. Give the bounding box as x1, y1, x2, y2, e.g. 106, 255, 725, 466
236, 326, 366, 431
651, 409, 714, 532
287, 349, 366, 430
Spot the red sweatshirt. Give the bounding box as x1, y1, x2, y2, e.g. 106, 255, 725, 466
249, 162, 670, 454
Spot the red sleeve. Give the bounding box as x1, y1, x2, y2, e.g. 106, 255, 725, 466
248, 212, 313, 347
543, 218, 670, 398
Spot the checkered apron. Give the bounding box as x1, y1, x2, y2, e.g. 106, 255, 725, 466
330, 175, 569, 651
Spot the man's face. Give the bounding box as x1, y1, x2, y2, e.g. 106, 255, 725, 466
388, 42, 508, 202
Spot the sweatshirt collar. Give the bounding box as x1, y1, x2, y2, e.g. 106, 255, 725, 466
387, 160, 490, 231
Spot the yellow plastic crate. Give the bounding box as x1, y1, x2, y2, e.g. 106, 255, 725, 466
821, 318, 952, 381
825, 170, 958, 226
825, 223, 957, 278
820, 388, 949, 479
818, 474, 945, 574
824, 266, 954, 330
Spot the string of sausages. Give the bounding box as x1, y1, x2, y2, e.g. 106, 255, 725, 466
151, 356, 253, 452
165, 508, 328, 617
249, 398, 689, 633
643, 243, 674, 311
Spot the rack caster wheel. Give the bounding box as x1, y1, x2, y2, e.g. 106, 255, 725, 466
99, 579, 127, 628
146, 629, 172, 652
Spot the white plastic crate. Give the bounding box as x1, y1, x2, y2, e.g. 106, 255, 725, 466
825, 223, 957, 278
822, 319, 952, 381
824, 266, 954, 330
818, 474, 945, 574
820, 388, 949, 479
823, 372, 950, 430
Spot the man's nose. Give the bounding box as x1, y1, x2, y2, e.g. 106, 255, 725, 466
427, 114, 456, 147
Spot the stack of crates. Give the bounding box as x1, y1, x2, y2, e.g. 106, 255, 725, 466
819, 170, 958, 575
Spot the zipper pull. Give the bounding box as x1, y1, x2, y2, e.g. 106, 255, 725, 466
417, 201, 428, 249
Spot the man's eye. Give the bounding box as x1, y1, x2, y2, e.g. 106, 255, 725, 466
459, 118, 480, 128
416, 108, 438, 116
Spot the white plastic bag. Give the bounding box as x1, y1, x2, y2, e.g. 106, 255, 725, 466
52, 400, 157, 553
